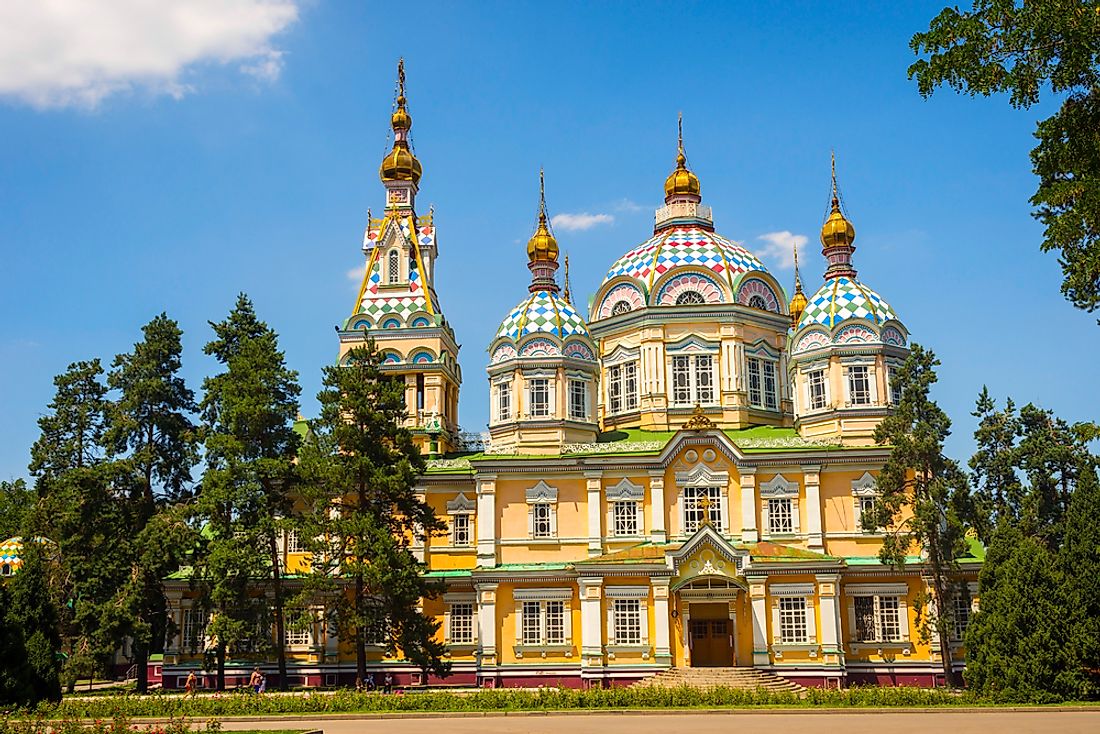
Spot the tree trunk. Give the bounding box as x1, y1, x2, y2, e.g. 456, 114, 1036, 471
355, 574, 366, 683
134, 641, 149, 694
269, 528, 288, 691
216, 641, 226, 691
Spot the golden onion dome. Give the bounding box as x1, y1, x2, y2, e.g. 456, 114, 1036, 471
665, 150, 701, 198
789, 288, 808, 326
379, 142, 422, 184
821, 206, 855, 247
527, 212, 559, 262
391, 95, 412, 131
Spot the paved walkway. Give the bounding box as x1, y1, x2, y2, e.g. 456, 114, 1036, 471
216, 710, 1100, 734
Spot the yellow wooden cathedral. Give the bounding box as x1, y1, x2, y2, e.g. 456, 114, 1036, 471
157, 62, 982, 691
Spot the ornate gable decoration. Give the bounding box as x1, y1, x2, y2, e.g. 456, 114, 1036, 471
446, 492, 476, 514
759, 474, 799, 498
851, 472, 878, 496
525, 480, 558, 504
675, 462, 728, 487
605, 478, 644, 501
684, 405, 716, 431
669, 523, 747, 573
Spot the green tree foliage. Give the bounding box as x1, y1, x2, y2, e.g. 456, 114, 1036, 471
965, 389, 1100, 699
2, 542, 63, 706
0, 479, 34, 539
105, 313, 200, 693
296, 342, 448, 682
870, 344, 970, 686
28, 360, 128, 690
909, 1, 1100, 315
194, 295, 301, 690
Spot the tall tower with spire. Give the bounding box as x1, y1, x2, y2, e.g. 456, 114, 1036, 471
340, 59, 462, 456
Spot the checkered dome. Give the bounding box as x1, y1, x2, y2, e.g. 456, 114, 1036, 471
601, 225, 770, 296
1, 536, 23, 571
495, 290, 591, 341
797, 276, 899, 329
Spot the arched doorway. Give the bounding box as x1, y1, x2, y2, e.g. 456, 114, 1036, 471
676, 576, 744, 667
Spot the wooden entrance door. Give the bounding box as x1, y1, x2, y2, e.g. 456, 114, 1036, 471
689, 618, 732, 667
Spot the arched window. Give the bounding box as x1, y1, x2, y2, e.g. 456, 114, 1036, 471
748, 294, 767, 310
611, 301, 632, 316
675, 290, 705, 305
387, 250, 400, 284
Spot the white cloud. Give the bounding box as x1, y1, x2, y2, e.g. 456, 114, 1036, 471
347, 265, 365, 282
612, 198, 644, 213
0, 0, 299, 109
551, 212, 614, 232
755, 231, 810, 270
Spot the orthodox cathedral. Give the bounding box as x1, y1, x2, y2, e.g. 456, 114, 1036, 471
1, 62, 983, 690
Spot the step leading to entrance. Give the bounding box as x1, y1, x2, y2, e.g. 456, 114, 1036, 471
631, 667, 805, 694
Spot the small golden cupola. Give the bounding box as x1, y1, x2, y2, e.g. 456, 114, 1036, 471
379, 58, 423, 186
527, 169, 561, 292
789, 243, 808, 327
664, 112, 701, 202
820, 151, 858, 280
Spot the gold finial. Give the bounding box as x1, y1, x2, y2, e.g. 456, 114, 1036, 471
789, 242, 808, 327
677, 111, 685, 166
830, 149, 839, 210
397, 57, 406, 102
684, 403, 715, 431
563, 253, 573, 304
527, 167, 559, 264
380, 58, 421, 184
665, 112, 701, 200
820, 150, 855, 250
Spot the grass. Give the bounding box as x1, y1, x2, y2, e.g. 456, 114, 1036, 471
7, 684, 1094, 720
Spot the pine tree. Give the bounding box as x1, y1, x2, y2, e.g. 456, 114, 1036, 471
195, 295, 301, 690
870, 344, 970, 687
105, 313, 199, 693
0, 580, 32, 708
0, 479, 34, 539
1060, 455, 1100, 698
4, 542, 63, 706
297, 342, 448, 683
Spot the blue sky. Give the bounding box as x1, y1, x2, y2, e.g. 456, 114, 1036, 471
1, 1, 1096, 482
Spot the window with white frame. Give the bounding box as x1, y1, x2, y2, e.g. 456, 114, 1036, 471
853, 594, 903, 643
952, 592, 972, 641
779, 598, 808, 643
449, 602, 475, 644
568, 379, 587, 421
526, 481, 558, 539
285, 529, 303, 554
613, 500, 639, 536
851, 473, 879, 533
496, 381, 511, 422
671, 354, 714, 406
768, 498, 794, 535
607, 362, 639, 414
683, 486, 722, 533
605, 478, 644, 538
452, 513, 471, 546
858, 496, 877, 532
888, 365, 902, 405
807, 368, 828, 411
847, 364, 872, 406
387, 249, 400, 284
285, 613, 311, 647
528, 378, 550, 418
747, 356, 779, 410
181, 609, 207, 650
516, 594, 571, 647
612, 599, 642, 645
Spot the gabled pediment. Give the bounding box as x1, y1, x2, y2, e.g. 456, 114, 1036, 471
446, 492, 475, 513
668, 523, 746, 573
525, 480, 558, 503
674, 462, 729, 487
605, 478, 644, 501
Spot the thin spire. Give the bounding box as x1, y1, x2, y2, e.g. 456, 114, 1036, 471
397, 57, 406, 102
793, 241, 803, 292
539, 167, 547, 223
563, 253, 573, 305
830, 149, 840, 211
676, 111, 686, 167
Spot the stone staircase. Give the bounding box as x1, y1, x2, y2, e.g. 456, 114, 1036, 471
632, 667, 804, 694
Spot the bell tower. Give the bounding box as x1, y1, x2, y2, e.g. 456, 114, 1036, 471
339, 59, 462, 456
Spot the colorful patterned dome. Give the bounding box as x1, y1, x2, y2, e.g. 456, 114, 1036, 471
495, 290, 591, 341
1, 536, 24, 574
601, 225, 771, 295
797, 276, 898, 329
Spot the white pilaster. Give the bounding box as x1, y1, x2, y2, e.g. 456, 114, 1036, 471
815, 574, 844, 666
803, 465, 823, 550
476, 475, 497, 566
740, 468, 758, 543
586, 471, 603, 556
652, 580, 671, 663
476, 583, 498, 664
578, 577, 605, 669
649, 471, 667, 543
750, 581, 769, 666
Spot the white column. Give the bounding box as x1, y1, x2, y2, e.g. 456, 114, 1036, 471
750, 581, 769, 666
728, 601, 739, 665
411, 488, 427, 562
476, 475, 497, 566
815, 574, 844, 666
740, 468, 758, 543
476, 583, 498, 666
578, 577, 605, 671
803, 465, 823, 550
649, 471, 667, 542
586, 471, 603, 556
652, 580, 671, 664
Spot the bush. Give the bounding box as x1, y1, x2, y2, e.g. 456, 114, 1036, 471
0, 715, 221, 734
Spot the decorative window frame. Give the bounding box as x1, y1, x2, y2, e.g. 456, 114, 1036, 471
885, 359, 904, 406
840, 356, 878, 407
513, 588, 573, 656
446, 493, 476, 547
744, 343, 780, 412
491, 375, 513, 424
845, 583, 910, 647
759, 474, 800, 538
675, 464, 729, 534
769, 584, 817, 647
851, 472, 879, 533
605, 478, 645, 538
522, 370, 556, 420
526, 481, 559, 539
566, 371, 592, 422
443, 592, 478, 647
799, 359, 831, 414
606, 586, 649, 650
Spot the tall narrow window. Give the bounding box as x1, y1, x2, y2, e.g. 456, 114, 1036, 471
747, 358, 762, 407
670, 355, 715, 406
569, 379, 587, 421
416, 373, 425, 411
182, 610, 207, 650
847, 365, 871, 405
613, 599, 642, 644
683, 486, 722, 533
545, 601, 566, 644
623, 362, 638, 410
528, 378, 549, 418
449, 603, 475, 644
522, 601, 542, 645
858, 496, 877, 533
672, 356, 692, 405
451, 514, 471, 547
497, 382, 511, 422
807, 369, 827, 410
531, 503, 553, 538
387, 250, 400, 284
762, 360, 778, 409
888, 366, 901, 405
747, 357, 778, 410
607, 362, 638, 414
779, 598, 808, 643
952, 593, 971, 641
767, 497, 794, 534
613, 500, 640, 536
285, 530, 302, 554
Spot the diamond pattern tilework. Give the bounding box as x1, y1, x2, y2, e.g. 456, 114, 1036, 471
798, 276, 898, 329
495, 291, 591, 340
601, 225, 768, 292
0, 536, 23, 571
